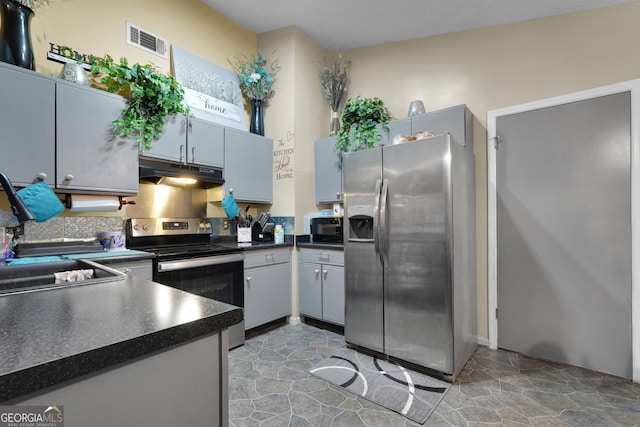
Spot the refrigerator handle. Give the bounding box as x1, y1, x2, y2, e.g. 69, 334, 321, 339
373, 178, 382, 257
380, 178, 389, 268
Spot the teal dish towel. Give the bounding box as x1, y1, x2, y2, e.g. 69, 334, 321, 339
16, 180, 64, 222
221, 192, 239, 220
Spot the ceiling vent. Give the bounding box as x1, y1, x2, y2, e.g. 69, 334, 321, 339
126, 22, 168, 58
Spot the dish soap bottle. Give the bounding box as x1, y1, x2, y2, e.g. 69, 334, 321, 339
274, 224, 284, 244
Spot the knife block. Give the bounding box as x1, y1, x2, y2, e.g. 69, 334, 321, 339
252, 222, 274, 242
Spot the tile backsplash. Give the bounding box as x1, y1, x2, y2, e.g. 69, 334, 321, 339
21, 216, 125, 242
21, 216, 296, 243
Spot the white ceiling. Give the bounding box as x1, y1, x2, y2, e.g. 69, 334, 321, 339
201, 0, 637, 52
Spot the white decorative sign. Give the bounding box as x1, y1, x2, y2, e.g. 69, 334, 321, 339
171, 46, 247, 130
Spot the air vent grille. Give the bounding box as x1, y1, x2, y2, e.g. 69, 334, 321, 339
126, 22, 168, 58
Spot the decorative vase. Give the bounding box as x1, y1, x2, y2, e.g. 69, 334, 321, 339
0, 0, 35, 70
250, 99, 265, 136
60, 62, 89, 86
329, 110, 341, 136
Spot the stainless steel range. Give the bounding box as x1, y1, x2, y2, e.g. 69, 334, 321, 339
126, 217, 245, 348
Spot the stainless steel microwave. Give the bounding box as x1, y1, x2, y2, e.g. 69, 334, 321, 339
311, 217, 343, 243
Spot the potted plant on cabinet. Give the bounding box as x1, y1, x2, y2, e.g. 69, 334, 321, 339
89, 54, 189, 150
334, 96, 392, 154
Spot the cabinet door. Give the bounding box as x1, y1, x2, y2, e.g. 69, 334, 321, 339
411, 105, 468, 147
298, 262, 322, 320
244, 263, 292, 330
321, 264, 345, 325
224, 129, 273, 203
56, 82, 139, 194
314, 136, 342, 203
139, 114, 187, 163
382, 118, 412, 146
187, 117, 224, 168
0, 63, 55, 187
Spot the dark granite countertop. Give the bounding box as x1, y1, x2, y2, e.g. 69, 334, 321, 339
0, 275, 242, 402
212, 237, 294, 252
295, 235, 344, 251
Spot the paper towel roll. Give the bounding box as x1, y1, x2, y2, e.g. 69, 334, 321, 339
69, 195, 120, 212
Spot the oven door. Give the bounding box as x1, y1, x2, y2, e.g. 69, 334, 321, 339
154, 252, 245, 348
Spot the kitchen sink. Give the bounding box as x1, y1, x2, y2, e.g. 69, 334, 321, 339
0, 259, 126, 295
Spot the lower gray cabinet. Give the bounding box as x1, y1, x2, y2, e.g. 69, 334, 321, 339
243, 248, 292, 330
298, 248, 344, 326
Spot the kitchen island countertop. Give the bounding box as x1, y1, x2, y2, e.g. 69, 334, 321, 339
0, 274, 242, 402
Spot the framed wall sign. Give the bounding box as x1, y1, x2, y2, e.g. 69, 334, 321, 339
171, 46, 247, 130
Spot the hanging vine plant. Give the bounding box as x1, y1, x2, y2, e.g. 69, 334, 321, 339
334, 96, 391, 154
89, 54, 189, 150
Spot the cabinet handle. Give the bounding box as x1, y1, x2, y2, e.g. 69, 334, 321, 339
246, 276, 252, 287
37, 172, 47, 180
64, 174, 74, 181
191, 146, 196, 163
179, 144, 185, 162
314, 269, 320, 279
323, 269, 328, 280
336, 192, 341, 200
270, 253, 276, 262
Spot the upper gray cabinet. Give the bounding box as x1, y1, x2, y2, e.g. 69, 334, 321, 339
314, 136, 342, 204
0, 62, 55, 187
224, 129, 273, 203
56, 80, 139, 194
410, 104, 472, 147
139, 115, 224, 168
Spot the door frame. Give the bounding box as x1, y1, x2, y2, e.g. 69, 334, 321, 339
487, 79, 640, 382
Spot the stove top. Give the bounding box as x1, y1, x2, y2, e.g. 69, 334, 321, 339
126, 218, 241, 258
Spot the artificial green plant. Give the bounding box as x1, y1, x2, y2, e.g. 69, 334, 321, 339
334, 96, 392, 153
89, 54, 189, 150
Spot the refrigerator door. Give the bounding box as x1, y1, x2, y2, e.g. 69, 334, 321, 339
343, 147, 385, 353
382, 135, 454, 374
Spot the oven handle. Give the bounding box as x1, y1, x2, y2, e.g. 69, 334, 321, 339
157, 253, 245, 272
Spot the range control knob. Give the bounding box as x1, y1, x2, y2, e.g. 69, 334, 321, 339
142, 224, 150, 231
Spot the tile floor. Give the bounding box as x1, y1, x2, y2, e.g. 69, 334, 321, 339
228, 323, 640, 426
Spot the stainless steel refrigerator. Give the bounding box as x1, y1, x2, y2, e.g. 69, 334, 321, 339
343, 132, 476, 381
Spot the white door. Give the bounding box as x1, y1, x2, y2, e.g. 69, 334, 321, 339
495, 92, 632, 379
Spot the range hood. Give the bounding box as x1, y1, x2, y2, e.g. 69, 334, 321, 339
139, 158, 224, 188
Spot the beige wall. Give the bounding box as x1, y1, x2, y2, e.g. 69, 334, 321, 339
335, 1, 640, 339
258, 27, 331, 318
30, 0, 256, 77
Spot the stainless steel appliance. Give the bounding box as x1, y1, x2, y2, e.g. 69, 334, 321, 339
310, 217, 343, 243
126, 217, 245, 348
343, 133, 476, 381
138, 157, 224, 188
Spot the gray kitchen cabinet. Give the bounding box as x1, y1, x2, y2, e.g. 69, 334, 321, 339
56, 80, 139, 194
139, 115, 224, 168
379, 118, 411, 145
298, 248, 344, 326
243, 248, 292, 330
0, 62, 55, 187
314, 136, 342, 203
410, 104, 472, 147
224, 128, 273, 203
